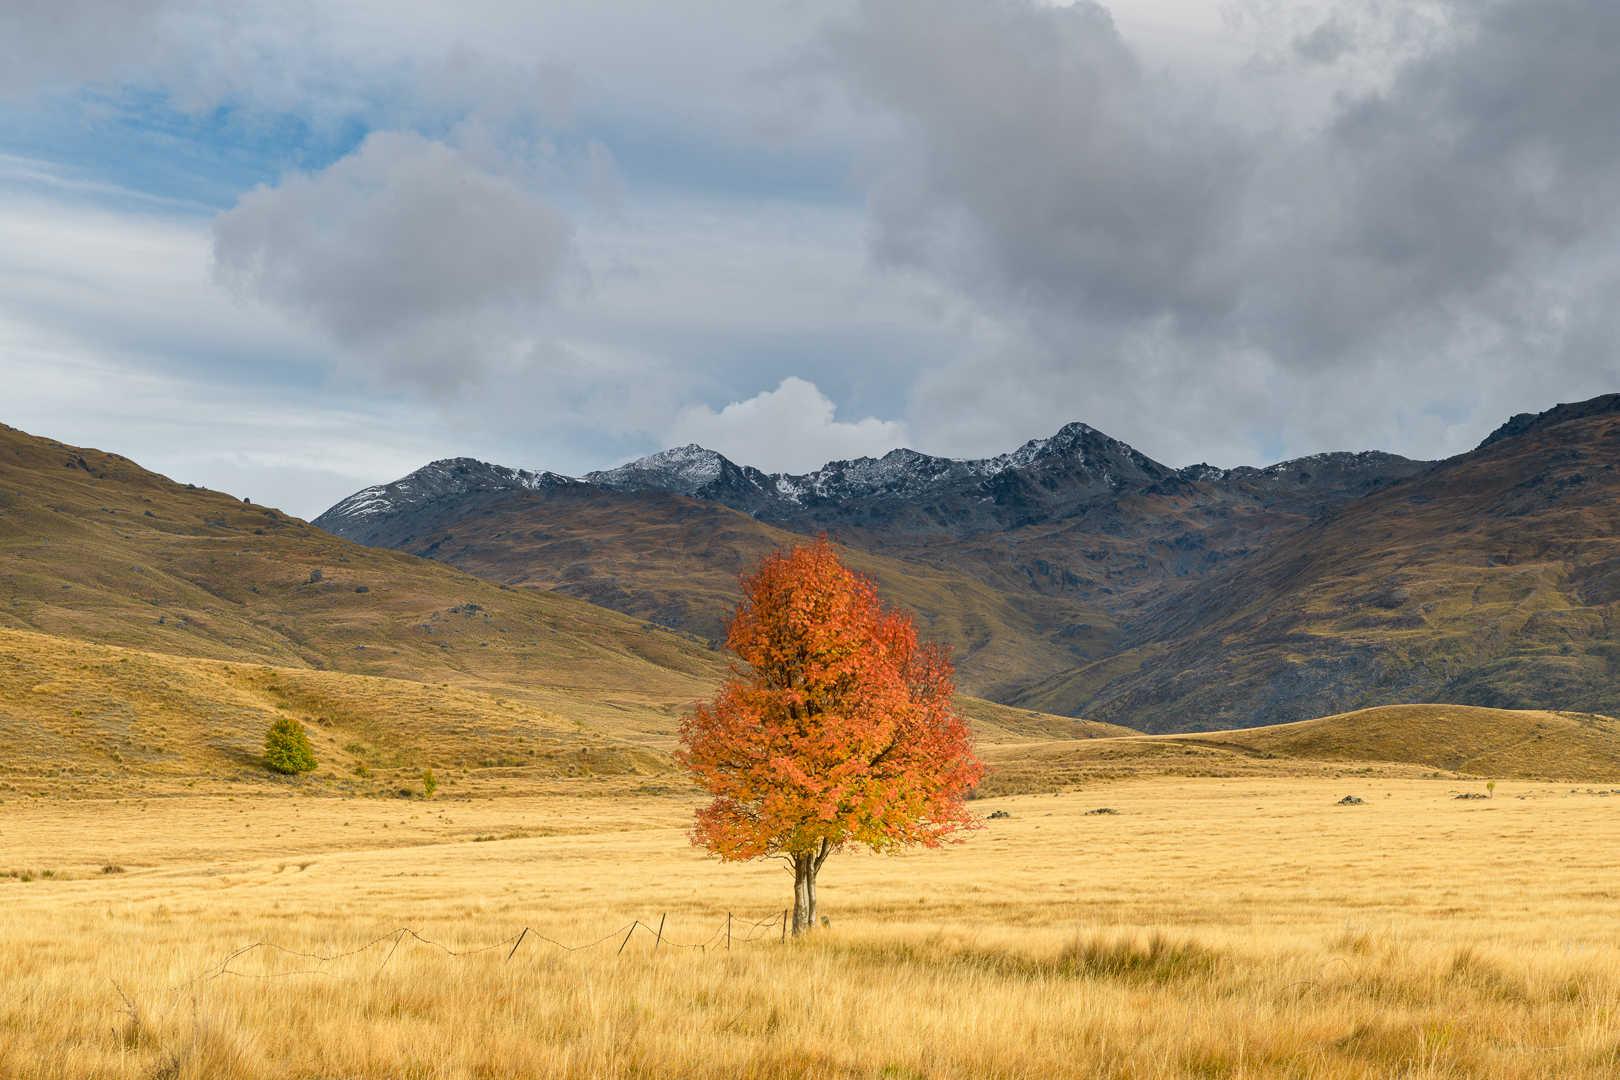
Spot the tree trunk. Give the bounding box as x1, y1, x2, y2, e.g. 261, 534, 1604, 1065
790, 839, 834, 936
792, 855, 812, 936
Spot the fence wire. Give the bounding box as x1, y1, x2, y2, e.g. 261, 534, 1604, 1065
202, 910, 793, 984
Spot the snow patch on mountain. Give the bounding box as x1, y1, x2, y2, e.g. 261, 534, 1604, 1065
314, 425, 1432, 541
584, 445, 732, 497
313, 456, 567, 532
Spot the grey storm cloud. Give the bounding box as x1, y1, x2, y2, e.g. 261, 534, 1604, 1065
212, 131, 574, 393
825, 0, 1620, 399
828, 0, 1248, 330
0, 0, 170, 99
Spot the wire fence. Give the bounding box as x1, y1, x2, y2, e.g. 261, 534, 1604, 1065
108, 910, 802, 1069
203, 910, 794, 983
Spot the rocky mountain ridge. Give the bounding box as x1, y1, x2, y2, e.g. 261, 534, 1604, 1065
317, 423, 1431, 543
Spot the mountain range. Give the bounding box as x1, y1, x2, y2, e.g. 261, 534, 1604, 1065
312, 392, 1620, 732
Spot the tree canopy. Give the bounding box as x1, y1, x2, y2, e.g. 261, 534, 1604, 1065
677, 535, 984, 933
265, 717, 317, 775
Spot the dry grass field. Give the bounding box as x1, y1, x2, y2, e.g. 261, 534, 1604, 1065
6, 774, 1620, 1079
974, 704, 1620, 795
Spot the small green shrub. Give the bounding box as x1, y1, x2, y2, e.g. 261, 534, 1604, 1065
265, 718, 317, 774
422, 769, 437, 798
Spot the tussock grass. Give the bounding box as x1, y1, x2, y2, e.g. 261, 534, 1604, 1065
5, 776, 1620, 1077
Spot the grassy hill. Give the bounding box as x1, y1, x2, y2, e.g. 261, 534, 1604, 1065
0, 625, 670, 800
0, 421, 730, 740
976, 703, 1620, 795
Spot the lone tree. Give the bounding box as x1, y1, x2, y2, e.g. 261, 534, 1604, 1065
678, 535, 984, 935
265, 718, 318, 775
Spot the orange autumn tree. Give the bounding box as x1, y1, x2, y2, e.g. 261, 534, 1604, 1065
677, 535, 984, 935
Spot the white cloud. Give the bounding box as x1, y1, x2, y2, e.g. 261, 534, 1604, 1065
670, 376, 909, 473
211, 131, 575, 393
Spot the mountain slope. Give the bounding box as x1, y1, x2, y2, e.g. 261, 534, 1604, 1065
0, 625, 667, 798
0, 422, 728, 744
1066, 397, 1620, 730
318, 481, 1124, 701
314, 422, 1429, 707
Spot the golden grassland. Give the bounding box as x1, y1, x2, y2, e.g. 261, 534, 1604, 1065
0, 624, 1109, 807
0, 624, 678, 800
6, 776, 1620, 1078
974, 703, 1620, 796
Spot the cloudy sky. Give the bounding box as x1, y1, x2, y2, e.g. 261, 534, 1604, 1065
3, 0, 1618, 517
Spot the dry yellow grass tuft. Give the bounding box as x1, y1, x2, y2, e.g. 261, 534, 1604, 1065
5, 777, 1620, 1078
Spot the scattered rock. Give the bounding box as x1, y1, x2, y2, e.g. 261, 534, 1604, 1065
144, 509, 154, 517
308, 569, 323, 583
986, 810, 1011, 819
1455, 792, 1489, 800
1336, 796, 1364, 805
1084, 807, 1119, 815
354, 585, 369, 593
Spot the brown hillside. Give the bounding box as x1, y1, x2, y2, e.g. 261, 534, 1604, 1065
377, 484, 1124, 702
1055, 400, 1620, 730
0, 423, 1104, 801
1194, 704, 1620, 778
976, 703, 1620, 794
0, 421, 728, 744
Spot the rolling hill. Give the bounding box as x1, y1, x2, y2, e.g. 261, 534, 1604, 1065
0, 624, 669, 800
975, 704, 1620, 795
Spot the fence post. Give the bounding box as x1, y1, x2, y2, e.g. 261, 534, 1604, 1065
617, 922, 638, 956
506, 927, 528, 962
654, 913, 666, 953
781, 909, 788, 943
727, 913, 732, 951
